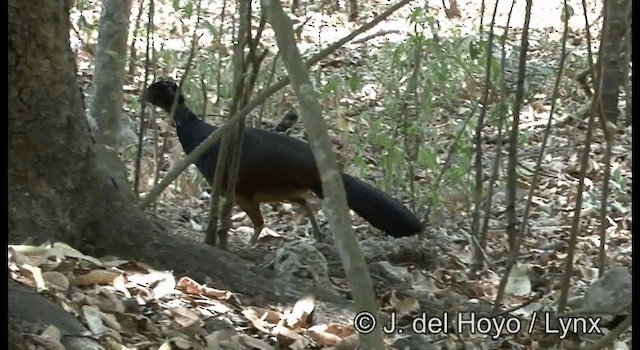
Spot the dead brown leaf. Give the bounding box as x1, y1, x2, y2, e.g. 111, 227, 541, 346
444, 0, 461, 18
273, 324, 304, 347
284, 295, 315, 329
170, 307, 203, 328
307, 324, 344, 346
42, 271, 70, 291
238, 334, 276, 350
74, 269, 120, 286
176, 276, 232, 299
21, 264, 46, 291
388, 292, 420, 314
82, 305, 109, 335
242, 308, 277, 334
95, 288, 126, 313
247, 306, 282, 323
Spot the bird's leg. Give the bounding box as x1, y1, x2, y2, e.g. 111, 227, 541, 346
303, 202, 323, 241
290, 197, 324, 242
236, 195, 265, 245
249, 223, 264, 245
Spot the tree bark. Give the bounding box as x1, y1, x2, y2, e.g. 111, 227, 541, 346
7, 1, 409, 348
8, 0, 299, 300
597, 0, 630, 124
9, 0, 135, 250
262, 1, 385, 349
89, 0, 132, 148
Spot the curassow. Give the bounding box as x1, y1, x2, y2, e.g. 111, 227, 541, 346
144, 80, 423, 244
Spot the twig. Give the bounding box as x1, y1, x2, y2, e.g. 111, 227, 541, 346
134, 0, 155, 195
128, 0, 146, 75
585, 311, 631, 350
352, 29, 401, 44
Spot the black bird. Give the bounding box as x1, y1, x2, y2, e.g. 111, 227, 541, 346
144, 80, 423, 244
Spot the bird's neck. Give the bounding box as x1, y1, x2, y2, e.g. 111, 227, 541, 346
172, 105, 217, 155
170, 104, 198, 126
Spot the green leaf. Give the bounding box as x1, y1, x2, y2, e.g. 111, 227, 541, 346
185, 1, 193, 17
469, 40, 480, 60
418, 148, 437, 169
322, 78, 339, 94
347, 75, 361, 92
203, 20, 218, 36
409, 7, 424, 23
158, 339, 172, 350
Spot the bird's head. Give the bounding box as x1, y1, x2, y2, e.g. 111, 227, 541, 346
144, 79, 185, 111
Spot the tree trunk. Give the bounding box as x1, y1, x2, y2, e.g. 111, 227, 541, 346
348, 0, 358, 21
597, 0, 630, 125
89, 0, 133, 148
8, 0, 297, 298
263, 1, 386, 349
7, 0, 375, 347
9, 0, 142, 254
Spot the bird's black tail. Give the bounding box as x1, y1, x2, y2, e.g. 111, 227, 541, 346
341, 174, 422, 237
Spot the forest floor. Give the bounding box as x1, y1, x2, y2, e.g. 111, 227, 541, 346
9, 0, 631, 349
